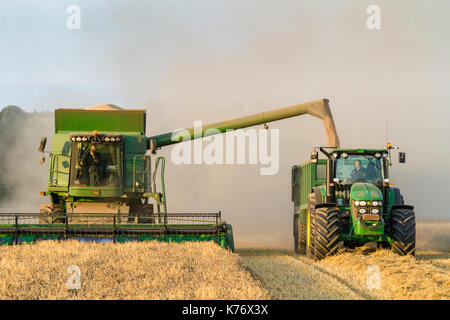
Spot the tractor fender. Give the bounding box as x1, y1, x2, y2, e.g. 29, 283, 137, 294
392, 187, 404, 205
315, 203, 337, 209
391, 204, 414, 211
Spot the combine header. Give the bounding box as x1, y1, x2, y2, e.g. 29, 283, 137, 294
0, 99, 338, 249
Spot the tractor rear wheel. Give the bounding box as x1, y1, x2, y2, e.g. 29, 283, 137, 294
39, 203, 64, 224
391, 208, 416, 256
308, 206, 340, 260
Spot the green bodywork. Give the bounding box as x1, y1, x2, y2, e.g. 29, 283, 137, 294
292, 148, 401, 245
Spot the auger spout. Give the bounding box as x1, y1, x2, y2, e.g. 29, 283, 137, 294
148, 98, 340, 150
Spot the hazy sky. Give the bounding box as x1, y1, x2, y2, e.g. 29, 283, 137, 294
1, 1, 449, 247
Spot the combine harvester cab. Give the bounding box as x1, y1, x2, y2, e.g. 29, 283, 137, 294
292, 145, 415, 260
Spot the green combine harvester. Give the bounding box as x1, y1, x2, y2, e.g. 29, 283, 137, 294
0, 99, 339, 250
292, 145, 415, 259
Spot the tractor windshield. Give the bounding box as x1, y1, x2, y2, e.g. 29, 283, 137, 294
335, 155, 383, 185
70, 142, 122, 187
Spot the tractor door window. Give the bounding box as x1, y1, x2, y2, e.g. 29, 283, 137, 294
70, 142, 122, 187
336, 155, 383, 185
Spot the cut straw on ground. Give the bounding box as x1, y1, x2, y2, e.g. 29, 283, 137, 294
0, 240, 269, 300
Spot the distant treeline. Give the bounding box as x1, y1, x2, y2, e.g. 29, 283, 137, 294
0, 106, 30, 202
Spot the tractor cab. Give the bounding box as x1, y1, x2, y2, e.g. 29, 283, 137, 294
319, 148, 390, 207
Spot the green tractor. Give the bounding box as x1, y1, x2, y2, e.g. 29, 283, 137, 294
292, 145, 415, 259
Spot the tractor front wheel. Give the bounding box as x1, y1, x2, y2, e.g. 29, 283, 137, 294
391, 208, 416, 256
308, 206, 340, 260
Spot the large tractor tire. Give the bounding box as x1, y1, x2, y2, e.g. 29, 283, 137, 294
391, 208, 416, 256
39, 203, 64, 224
313, 207, 340, 260
306, 192, 340, 260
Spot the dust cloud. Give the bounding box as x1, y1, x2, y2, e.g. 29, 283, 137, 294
0, 109, 52, 212
0, 1, 449, 248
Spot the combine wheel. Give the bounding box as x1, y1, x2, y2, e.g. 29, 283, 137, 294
39, 203, 64, 224
391, 208, 416, 256
137, 204, 155, 224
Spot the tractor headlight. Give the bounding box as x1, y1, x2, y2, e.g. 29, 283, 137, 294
82, 137, 87, 142
105, 137, 110, 142
372, 208, 379, 214
372, 201, 379, 206
359, 201, 366, 206
110, 137, 116, 142
359, 208, 367, 214
354, 200, 360, 206
76, 137, 81, 142
342, 152, 348, 159
375, 152, 381, 158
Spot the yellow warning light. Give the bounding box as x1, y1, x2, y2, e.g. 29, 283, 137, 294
93, 130, 98, 135
387, 142, 392, 149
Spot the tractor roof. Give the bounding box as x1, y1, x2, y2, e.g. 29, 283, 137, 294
331, 148, 388, 154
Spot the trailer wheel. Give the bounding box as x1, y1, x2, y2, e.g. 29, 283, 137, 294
391, 208, 416, 256
309, 206, 340, 260
306, 193, 316, 258
39, 203, 64, 224
294, 214, 299, 253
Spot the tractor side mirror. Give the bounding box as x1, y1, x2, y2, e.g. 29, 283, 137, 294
399, 152, 406, 163
38, 137, 47, 153
310, 151, 318, 162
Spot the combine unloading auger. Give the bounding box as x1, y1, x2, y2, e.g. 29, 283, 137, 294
0, 98, 339, 249
149, 98, 340, 149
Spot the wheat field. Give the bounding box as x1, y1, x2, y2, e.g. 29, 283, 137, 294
0, 240, 269, 300
0, 222, 448, 300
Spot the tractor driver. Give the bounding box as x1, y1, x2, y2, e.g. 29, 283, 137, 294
81, 145, 104, 185
349, 159, 367, 182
